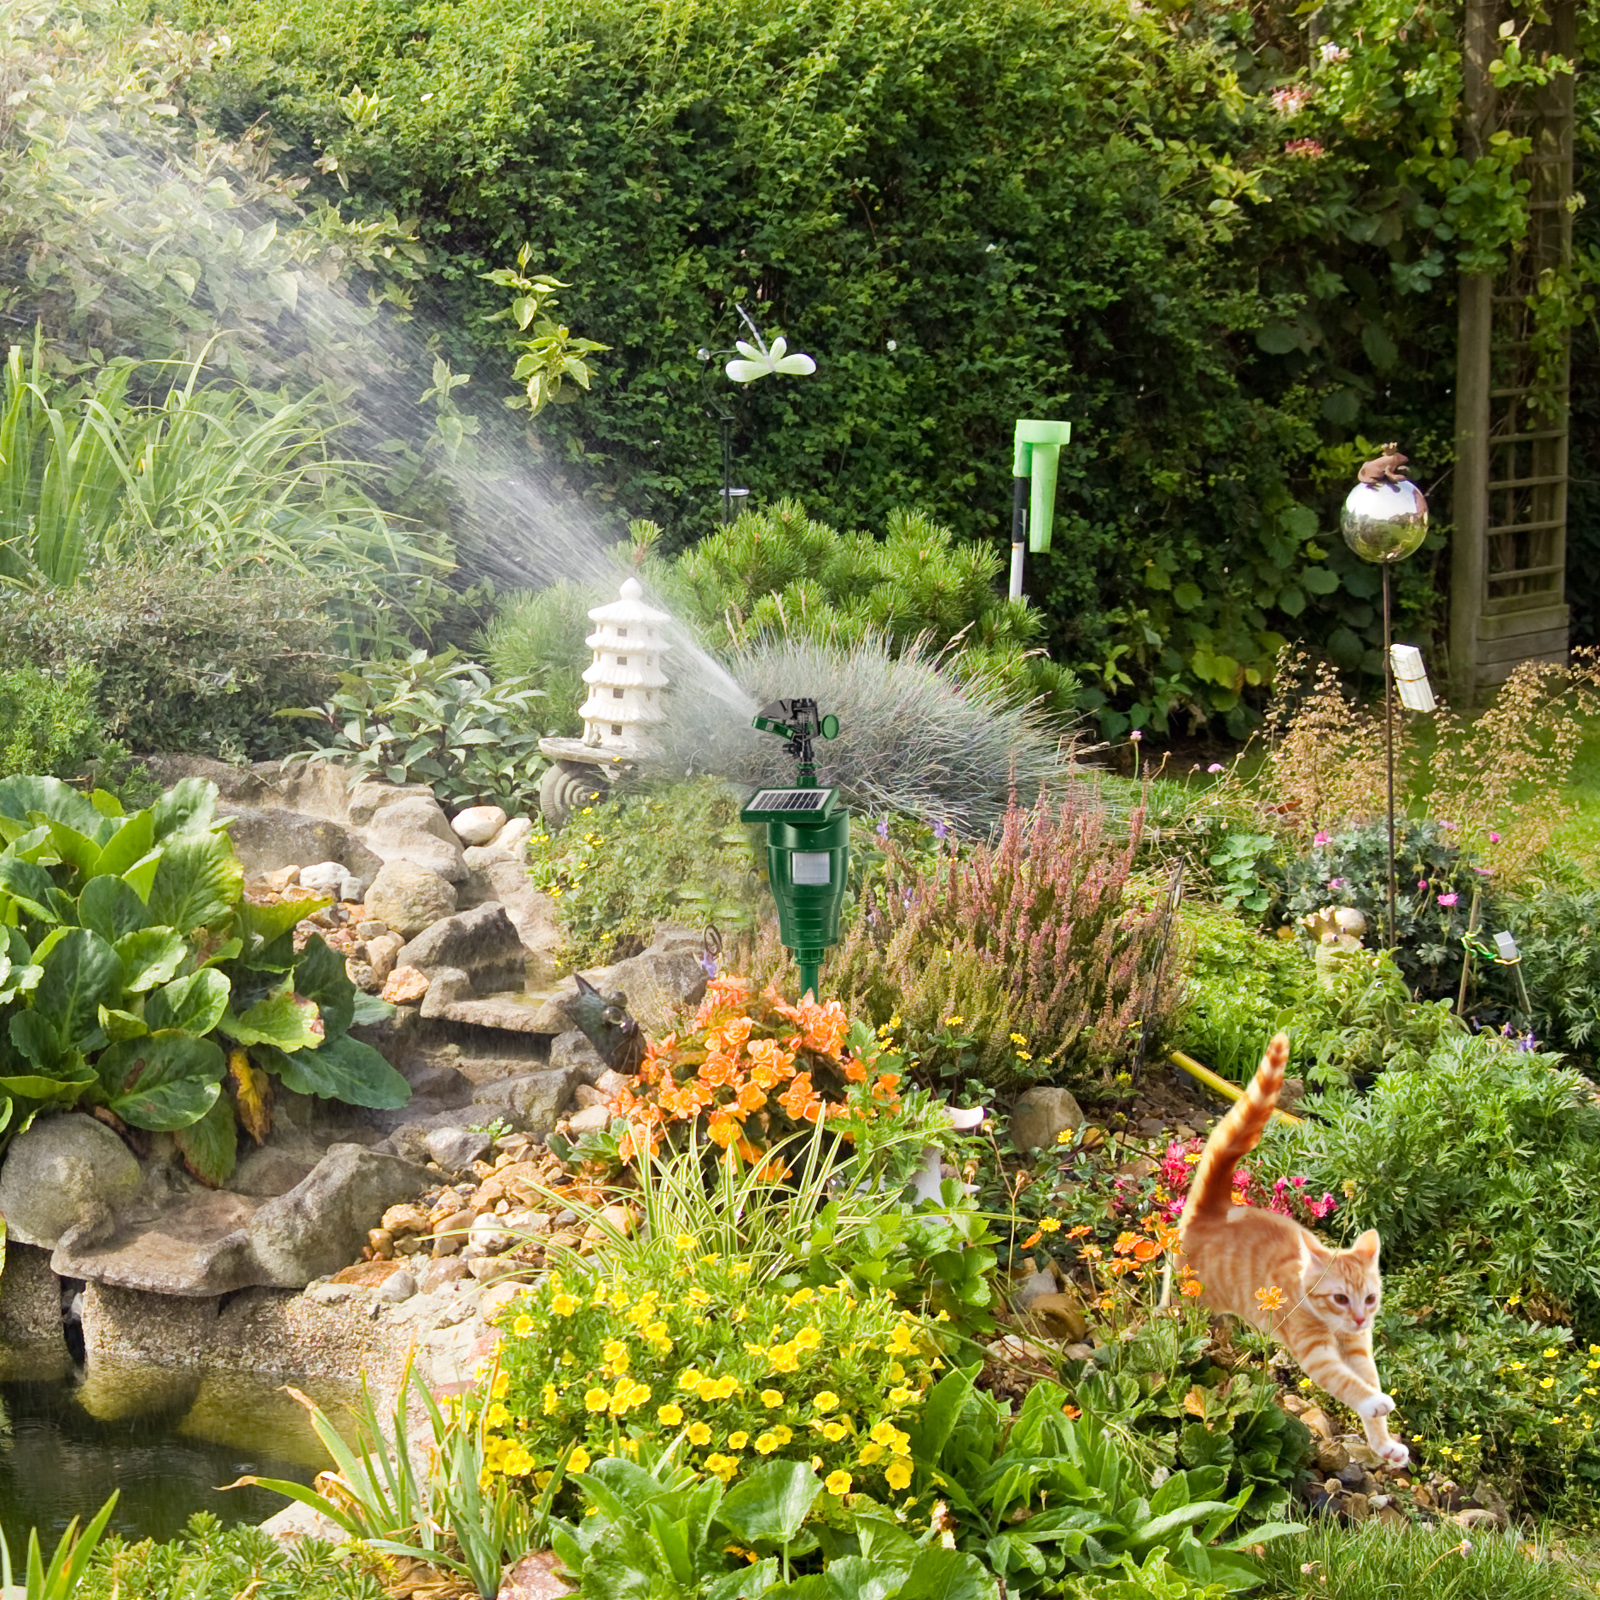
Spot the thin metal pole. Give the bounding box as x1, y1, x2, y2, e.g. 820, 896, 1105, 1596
1383, 563, 1397, 952
720, 414, 733, 525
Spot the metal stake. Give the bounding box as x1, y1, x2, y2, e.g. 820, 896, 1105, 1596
1383, 563, 1397, 953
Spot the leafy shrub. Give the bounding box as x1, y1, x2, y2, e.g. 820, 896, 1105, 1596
830, 794, 1173, 1093
485, 1256, 941, 1498
1370, 1270, 1600, 1512
1174, 908, 1311, 1083
0, 559, 339, 761
482, 579, 599, 739
1254, 1033, 1600, 1338
0, 774, 408, 1183
1260, 1520, 1591, 1600
525, 779, 762, 967
1268, 819, 1494, 1001
1505, 885, 1600, 1059
82, 1514, 385, 1600
911, 1368, 1301, 1598
0, 661, 111, 781
653, 502, 1080, 723
636, 632, 1066, 838
550, 1451, 998, 1600
287, 650, 546, 811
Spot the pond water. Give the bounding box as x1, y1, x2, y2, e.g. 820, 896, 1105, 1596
0, 1363, 350, 1548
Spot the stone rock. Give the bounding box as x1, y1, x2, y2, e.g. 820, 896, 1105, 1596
1011, 1267, 1058, 1312
367, 932, 404, 985
230, 1148, 317, 1199
397, 903, 527, 993
357, 919, 390, 940
453, 805, 509, 845
468, 1255, 532, 1284
1316, 1439, 1352, 1476
0, 1115, 141, 1247
378, 1269, 418, 1303
347, 780, 439, 828
222, 809, 382, 889
469, 1214, 514, 1254
552, 1030, 608, 1082
499, 1550, 574, 1600
572, 1084, 606, 1109
581, 946, 708, 1036
565, 1104, 611, 1136
263, 866, 301, 892
419, 1257, 471, 1293
425, 1126, 494, 1174
432, 1209, 477, 1257
367, 795, 467, 883
247, 1145, 430, 1287
364, 860, 458, 939
472, 1068, 581, 1135
382, 966, 431, 1006
485, 858, 562, 957
595, 1068, 634, 1096
347, 959, 379, 994
492, 815, 534, 853
299, 861, 362, 902
1010, 1087, 1086, 1153
262, 1497, 349, 1547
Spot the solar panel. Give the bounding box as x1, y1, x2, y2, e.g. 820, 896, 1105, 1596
741, 786, 837, 823
748, 789, 830, 812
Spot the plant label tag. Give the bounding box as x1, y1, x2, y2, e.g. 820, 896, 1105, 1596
1390, 644, 1436, 713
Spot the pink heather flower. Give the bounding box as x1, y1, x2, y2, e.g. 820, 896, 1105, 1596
1129, 729, 1143, 742
1489, 831, 1502, 844
1313, 830, 1331, 846
1271, 85, 1313, 116
1417, 879, 1428, 890
1208, 762, 1224, 773
1285, 138, 1326, 158
1319, 41, 1350, 64
1438, 892, 1459, 908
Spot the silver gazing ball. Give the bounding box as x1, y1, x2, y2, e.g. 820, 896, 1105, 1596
1340, 444, 1428, 564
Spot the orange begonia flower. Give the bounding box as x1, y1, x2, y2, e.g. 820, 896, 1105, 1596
707, 1110, 739, 1148
1133, 1239, 1162, 1262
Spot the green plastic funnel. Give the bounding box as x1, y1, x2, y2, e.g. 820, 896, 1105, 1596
1013, 419, 1072, 553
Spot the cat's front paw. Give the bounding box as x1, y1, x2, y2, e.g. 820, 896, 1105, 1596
1373, 1437, 1410, 1468
1355, 1392, 1395, 1421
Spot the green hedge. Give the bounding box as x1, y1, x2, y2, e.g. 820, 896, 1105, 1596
188, 0, 1478, 736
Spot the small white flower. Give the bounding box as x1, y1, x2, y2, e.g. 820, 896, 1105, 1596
1319, 41, 1350, 63
886, 339, 898, 351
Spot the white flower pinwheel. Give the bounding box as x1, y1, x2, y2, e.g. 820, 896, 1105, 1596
724, 334, 817, 383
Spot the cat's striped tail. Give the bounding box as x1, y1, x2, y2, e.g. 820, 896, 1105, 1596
1180, 1033, 1289, 1228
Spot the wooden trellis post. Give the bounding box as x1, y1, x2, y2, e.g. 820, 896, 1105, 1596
1449, 0, 1577, 704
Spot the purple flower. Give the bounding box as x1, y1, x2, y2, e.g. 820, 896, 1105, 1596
698, 950, 719, 979
1208, 762, 1224, 774
876, 817, 890, 842
932, 818, 948, 841
1438, 892, 1459, 908
1314, 830, 1331, 846
1327, 877, 1346, 889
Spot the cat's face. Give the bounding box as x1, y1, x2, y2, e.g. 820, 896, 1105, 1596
1301, 1230, 1382, 1333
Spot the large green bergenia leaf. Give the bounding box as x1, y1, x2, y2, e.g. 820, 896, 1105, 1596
0, 1073, 92, 1105
79, 876, 153, 941
0, 776, 107, 837
240, 896, 331, 948
174, 1091, 237, 1186
116, 928, 188, 994
97, 1031, 226, 1130
86, 811, 155, 881
0, 856, 71, 924
44, 821, 101, 876
34, 928, 124, 1050
293, 935, 355, 1039
223, 983, 321, 1052
0, 952, 41, 1006
717, 1461, 820, 1546
147, 970, 230, 1036
150, 779, 219, 840
258, 1035, 411, 1109
147, 831, 244, 933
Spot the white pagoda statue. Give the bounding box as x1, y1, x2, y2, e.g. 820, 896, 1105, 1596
576, 577, 672, 752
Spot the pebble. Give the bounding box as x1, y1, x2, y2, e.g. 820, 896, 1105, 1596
378, 1269, 418, 1303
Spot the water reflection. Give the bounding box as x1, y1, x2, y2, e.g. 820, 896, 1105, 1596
0, 1365, 353, 1546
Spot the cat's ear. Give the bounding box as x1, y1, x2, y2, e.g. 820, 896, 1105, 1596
1350, 1229, 1381, 1262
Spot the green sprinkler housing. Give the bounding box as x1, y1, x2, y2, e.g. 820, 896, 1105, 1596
741, 698, 847, 1001
1009, 418, 1072, 601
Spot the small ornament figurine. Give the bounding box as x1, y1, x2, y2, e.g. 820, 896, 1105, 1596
577, 577, 672, 752
1341, 443, 1429, 564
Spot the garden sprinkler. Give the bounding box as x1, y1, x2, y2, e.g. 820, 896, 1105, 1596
1009, 419, 1072, 602
740, 698, 847, 1002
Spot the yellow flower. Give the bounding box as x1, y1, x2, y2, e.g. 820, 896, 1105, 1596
813, 1392, 840, 1414
825, 1471, 853, 1496
542, 1383, 559, 1415
512, 1315, 535, 1337
787, 1288, 816, 1308
659, 1404, 684, 1426
821, 1422, 849, 1442
486, 1402, 510, 1428
754, 1432, 780, 1455
887, 1362, 906, 1383
888, 1325, 915, 1355
728, 1432, 749, 1450
869, 1421, 899, 1447
731, 1307, 748, 1324
771, 1425, 793, 1445
1015, 1051, 1032, 1063
887, 1387, 912, 1405
859, 1442, 886, 1466
705, 1453, 739, 1482
770, 1344, 800, 1373
551, 1293, 580, 1316
885, 1460, 913, 1491
710, 1375, 741, 1400
1542, 1377, 1556, 1389
1038, 1217, 1061, 1233
1055, 1129, 1074, 1145
1508, 1294, 1522, 1306
794, 1328, 821, 1351
585, 1388, 611, 1413
680, 1369, 708, 1392
687, 1422, 712, 1446
603, 1340, 631, 1373
761, 1390, 785, 1408
687, 1288, 712, 1307
567, 1446, 592, 1474
1544, 1348, 1561, 1359
1009, 1033, 1028, 1046
674, 1233, 696, 1251
943, 1017, 964, 1027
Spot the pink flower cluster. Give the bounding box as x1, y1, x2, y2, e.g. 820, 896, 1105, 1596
1271, 85, 1313, 116
1145, 1137, 1338, 1226
1285, 138, 1326, 158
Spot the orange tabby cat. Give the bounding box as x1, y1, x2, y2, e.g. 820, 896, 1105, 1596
1177, 1033, 1408, 1466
